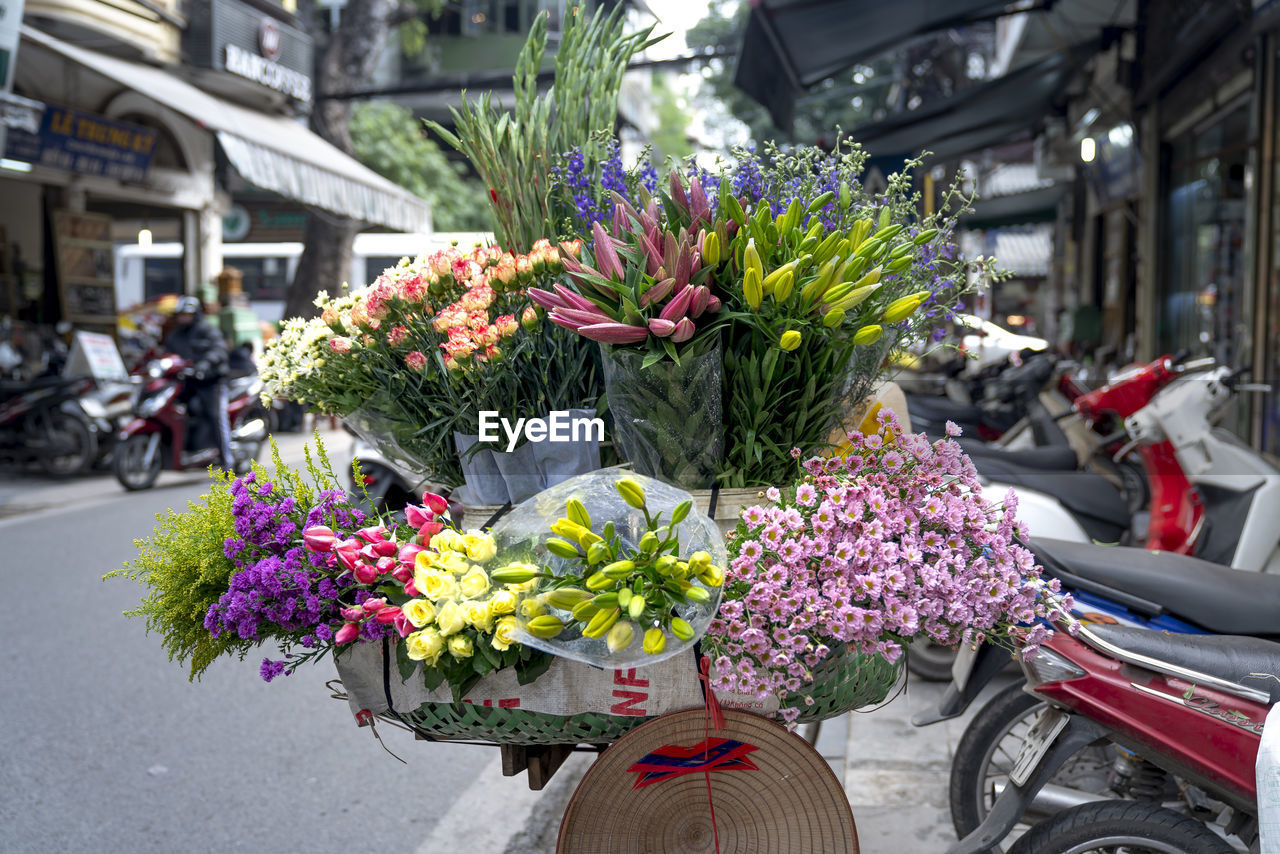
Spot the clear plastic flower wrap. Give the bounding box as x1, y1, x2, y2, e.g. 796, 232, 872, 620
489, 468, 726, 669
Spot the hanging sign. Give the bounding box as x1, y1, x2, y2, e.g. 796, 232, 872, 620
3, 102, 158, 181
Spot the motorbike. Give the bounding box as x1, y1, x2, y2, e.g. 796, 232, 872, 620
113, 354, 270, 490
946, 618, 1274, 854
0, 373, 101, 475
922, 535, 1280, 847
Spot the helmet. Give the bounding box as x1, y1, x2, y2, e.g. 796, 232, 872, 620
173, 295, 203, 316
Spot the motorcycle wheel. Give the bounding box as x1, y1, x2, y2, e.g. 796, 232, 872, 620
39, 411, 95, 477
1005, 800, 1236, 854
950, 683, 1114, 851
907, 639, 957, 681
114, 434, 162, 491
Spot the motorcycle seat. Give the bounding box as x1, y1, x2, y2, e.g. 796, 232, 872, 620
906, 395, 983, 424
961, 442, 1078, 471
1088, 623, 1280, 703
1030, 537, 1280, 637
975, 462, 1129, 543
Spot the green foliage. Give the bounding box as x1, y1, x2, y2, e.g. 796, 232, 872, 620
350, 102, 492, 232
427, 7, 664, 247
103, 439, 346, 680
105, 466, 248, 680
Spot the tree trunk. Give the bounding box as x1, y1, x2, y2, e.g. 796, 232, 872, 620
283, 0, 414, 320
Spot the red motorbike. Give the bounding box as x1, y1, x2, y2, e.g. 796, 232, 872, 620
113, 354, 270, 490
949, 619, 1273, 854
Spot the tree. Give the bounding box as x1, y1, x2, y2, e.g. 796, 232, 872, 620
282, 0, 419, 320
349, 101, 491, 232
649, 72, 693, 163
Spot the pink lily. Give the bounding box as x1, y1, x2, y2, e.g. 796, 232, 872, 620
553, 306, 615, 326
577, 322, 651, 344
669, 171, 690, 215
690, 285, 710, 318
673, 243, 692, 292
335, 622, 361, 645
648, 318, 677, 337
553, 283, 602, 313
707, 295, 723, 313
671, 317, 696, 343
302, 525, 336, 553
659, 286, 695, 322
639, 278, 675, 308
641, 233, 664, 276
527, 287, 564, 312
549, 312, 588, 332
689, 177, 712, 227
591, 222, 624, 281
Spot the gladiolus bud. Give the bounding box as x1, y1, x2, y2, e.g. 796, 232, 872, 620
779, 330, 802, 351
422, 493, 450, 516
303, 526, 337, 553
643, 627, 666, 655
335, 622, 360, 645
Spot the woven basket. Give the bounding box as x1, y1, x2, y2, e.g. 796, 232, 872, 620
384, 645, 901, 746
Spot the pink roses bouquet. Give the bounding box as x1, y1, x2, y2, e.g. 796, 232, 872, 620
702, 413, 1066, 719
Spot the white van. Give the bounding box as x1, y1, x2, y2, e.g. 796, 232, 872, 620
114, 231, 491, 324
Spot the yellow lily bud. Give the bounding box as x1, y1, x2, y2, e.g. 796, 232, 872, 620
772, 270, 795, 303
670, 617, 696, 641
490, 564, 540, 585
617, 587, 633, 610
607, 620, 637, 653
686, 586, 712, 605
744, 238, 763, 281
643, 627, 667, 655
639, 531, 659, 552
697, 564, 725, 587
572, 599, 600, 621
545, 588, 591, 610
582, 607, 621, 638
779, 330, 802, 351
616, 477, 646, 509
585, 572, 617, 592
670, 499, 692, 525
703, 231, 721, 267
823, 308, 846, 328
629, 594, 646, 620
853, 325, 884, 345
743, 267, 763, 310
566, 498, 591, 529
525, 615, 565, 638
883, 295, 924, 324
545, 538, 580, 559
603, 559, 636, 579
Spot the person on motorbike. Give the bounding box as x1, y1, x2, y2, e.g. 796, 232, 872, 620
163, 296, 231, 464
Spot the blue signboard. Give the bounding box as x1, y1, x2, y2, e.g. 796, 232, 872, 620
3, 101, 158, 181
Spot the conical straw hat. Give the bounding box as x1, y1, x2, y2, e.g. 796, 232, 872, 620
558, 708, 858, 854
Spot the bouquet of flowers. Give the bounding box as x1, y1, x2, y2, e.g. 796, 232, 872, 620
260, 241, 602, 492
536, 137, 991, 488
701, 413, 1068, 720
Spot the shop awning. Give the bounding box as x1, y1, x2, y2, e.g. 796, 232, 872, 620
850, 51, 1078, 161
960, 183, 1067, 230
734, 0, 1014, 131
19, 26, 431, 233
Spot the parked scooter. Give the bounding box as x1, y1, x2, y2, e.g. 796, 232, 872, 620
947, 618, 1273, 854
0, 373, 100, 475
113, 354, 270, 490
925, 535, 1280, 846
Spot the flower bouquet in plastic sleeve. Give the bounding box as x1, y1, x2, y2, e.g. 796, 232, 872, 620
486, 469, 726, 669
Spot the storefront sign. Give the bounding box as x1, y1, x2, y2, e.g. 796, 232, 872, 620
3, 102, 158, 181
224, 41, 311, 102
184, 0, 313, 104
